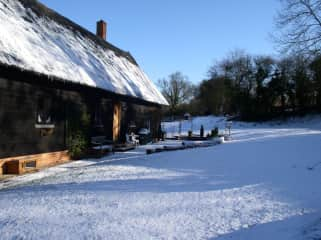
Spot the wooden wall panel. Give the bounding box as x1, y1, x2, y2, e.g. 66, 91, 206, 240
0, 150, 70, 175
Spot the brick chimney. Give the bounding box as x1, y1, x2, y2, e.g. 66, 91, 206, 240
96, 20, 107, 40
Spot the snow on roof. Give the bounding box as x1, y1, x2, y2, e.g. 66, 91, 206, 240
0, 0, 168, 105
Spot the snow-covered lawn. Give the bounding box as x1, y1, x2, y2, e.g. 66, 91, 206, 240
1, 116, 321, 239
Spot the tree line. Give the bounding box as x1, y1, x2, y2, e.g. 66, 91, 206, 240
159, 0, 321, 121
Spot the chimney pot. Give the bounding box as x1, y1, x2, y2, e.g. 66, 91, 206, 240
97, 20, 107, 40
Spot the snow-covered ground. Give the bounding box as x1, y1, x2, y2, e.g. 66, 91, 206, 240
1, 115, 321, 239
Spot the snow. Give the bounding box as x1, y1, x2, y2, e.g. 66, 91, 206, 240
1, 115, 321, 239
0, 0, 167, 105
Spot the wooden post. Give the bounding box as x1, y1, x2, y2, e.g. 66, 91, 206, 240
113, 102, 121, 142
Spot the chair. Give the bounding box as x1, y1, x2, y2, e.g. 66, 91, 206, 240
126, 133, 139, 145
131, 133, 140, 145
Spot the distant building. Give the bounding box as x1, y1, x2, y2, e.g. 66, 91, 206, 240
0, 0, 167, 175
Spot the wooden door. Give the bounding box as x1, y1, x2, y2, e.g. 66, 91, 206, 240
112, 102, 121, 142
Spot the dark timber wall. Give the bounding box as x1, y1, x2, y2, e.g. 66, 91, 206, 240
0, 65, 162, 160
0, 77, 70, 158
0, 77, 116, 159
0, 77, 63, 158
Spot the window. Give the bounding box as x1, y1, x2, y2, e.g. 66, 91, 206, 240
94, 104, 104, 128
36, 97, 53, 124
35, 96, 55, 133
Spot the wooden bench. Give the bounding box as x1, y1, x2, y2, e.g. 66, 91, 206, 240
91, 136, 114, 156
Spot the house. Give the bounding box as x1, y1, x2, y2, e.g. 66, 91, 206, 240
0, 0, 168, 175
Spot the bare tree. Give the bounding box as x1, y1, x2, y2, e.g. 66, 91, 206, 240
215, 50, 255, 93
274, 0, 321, 55
275, 0, 321, 54
158, 72, 194, 115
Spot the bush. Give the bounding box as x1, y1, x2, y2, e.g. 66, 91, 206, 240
211, 127, 219, 137
66, 102, 90, 159
67, 131, 88, 159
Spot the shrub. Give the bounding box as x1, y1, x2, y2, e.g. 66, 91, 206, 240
211, 127, 219, 137
65, 102, 90, 159
67, 131, 88, 159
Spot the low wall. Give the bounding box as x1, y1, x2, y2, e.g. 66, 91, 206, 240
0, 151, 70, 175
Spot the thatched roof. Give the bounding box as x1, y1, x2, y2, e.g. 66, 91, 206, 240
0, 0, 168, 105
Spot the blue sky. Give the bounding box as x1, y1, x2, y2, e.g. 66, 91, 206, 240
40, 0, 281, 84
